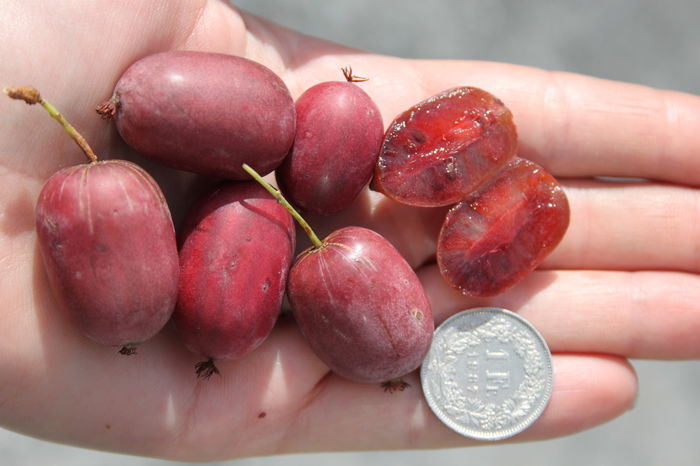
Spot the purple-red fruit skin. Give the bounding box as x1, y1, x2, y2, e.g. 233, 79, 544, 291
374, 86, 517, 207
287, 227, 433, 383
174, 182, 295, 361
277, 81, 383, 215
35, 160, 179, 346
111, 51, 295, 179
437, 158, 570, 297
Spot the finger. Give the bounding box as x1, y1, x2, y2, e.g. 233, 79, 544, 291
410, 61, 700, 185
543, 179, 700, 272
300, 178, 700, 274
419, 266, 700, 359
276, 354, 636, 453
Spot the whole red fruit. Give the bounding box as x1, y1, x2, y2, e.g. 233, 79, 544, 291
174, 182, 295, 367
277, 79, 383, 215
287, 226, 433, 384
35, 160, 179, 348
105, 51, 296, 180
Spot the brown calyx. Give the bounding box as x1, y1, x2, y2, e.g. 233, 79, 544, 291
195, 358, 221, 379
341, 66, 369, 83
95, 95, 120, 120
381, 378, 411, 393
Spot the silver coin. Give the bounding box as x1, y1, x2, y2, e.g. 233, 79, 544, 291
420, 307, 553, 441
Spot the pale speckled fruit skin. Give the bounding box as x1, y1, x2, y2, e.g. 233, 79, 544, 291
35, 160, 179, 347
287, 226, 433, 384
277, 81, 383, 215
174, 182, 295, 361
112, 51, 296, 180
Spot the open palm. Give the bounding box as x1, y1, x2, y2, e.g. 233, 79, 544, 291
2, 0, 700, 461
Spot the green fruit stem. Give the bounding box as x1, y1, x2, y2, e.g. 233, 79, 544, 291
4, 86, 98, 163
242, 163, 323, 249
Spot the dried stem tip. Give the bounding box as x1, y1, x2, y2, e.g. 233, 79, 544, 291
4, 86, 42, 104
4, 85, 99, 163
341, 66, 369, 83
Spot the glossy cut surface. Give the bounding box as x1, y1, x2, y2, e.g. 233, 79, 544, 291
287, 227, 433, 383
174, 182, 295, 361
277, 81, 383, 215
112, 51, 295, 179
35, 160, 179, 346
437, 158, 570, 297
374, 86, 517, 207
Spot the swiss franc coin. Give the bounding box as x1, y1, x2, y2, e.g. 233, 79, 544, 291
421, 307, 553, 441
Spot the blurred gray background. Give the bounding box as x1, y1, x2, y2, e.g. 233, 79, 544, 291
3, 1, 699, 465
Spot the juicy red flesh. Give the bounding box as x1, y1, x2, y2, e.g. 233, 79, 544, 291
174, 182, 295, 361
111, 51, 295, 179
35, 160, 179, 346
287, 227, 433, 384
437, 158, 569, 297
277, 80, 383, 215
374, 86, 517, 207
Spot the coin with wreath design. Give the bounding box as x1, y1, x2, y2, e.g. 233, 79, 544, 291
420, 307, 553, 441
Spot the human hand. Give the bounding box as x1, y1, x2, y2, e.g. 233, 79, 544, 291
2, 0, 699, 461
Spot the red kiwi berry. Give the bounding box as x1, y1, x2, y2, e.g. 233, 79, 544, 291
97, 51, 296, 180
277, 66, 383, 215
6, 86, 179, 354
174, 181, 296, 379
